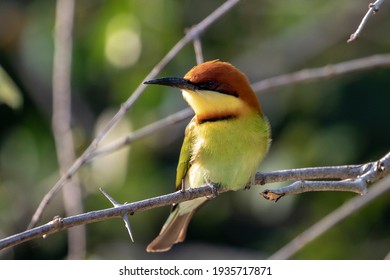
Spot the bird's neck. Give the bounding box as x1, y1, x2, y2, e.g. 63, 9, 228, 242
182, 89, 261, 124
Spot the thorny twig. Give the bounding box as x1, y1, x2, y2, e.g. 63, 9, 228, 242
1, 151, 389, 251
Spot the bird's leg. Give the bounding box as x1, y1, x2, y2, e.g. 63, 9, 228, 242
244, 174, 256, 190
244, 183, 251, 190
180, 179, 186, 193
204, 178, 219, 199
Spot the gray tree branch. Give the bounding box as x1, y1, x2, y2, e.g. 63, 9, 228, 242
347, 0, 384, 43
1, 151, 388, 251
52, 0, 85, 260
268, 174, 390, 260
251, 54, 390, 92
259, 152, 390, 201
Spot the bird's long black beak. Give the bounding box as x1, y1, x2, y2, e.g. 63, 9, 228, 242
144, 77, 198, 91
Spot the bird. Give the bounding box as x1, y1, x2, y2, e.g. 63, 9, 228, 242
144, 60, 271, 252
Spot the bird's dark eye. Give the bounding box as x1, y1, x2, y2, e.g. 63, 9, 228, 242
199, 80, 218, 90
206, 81, 217, 88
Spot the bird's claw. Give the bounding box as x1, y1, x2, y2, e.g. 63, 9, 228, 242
206, 181, 219, 199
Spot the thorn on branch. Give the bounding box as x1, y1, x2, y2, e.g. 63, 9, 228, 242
100, 188, 134, 242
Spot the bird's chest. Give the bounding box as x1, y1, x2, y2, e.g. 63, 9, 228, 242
188, 116, 267, 190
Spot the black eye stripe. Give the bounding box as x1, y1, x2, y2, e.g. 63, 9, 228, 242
195, 81, 238, 97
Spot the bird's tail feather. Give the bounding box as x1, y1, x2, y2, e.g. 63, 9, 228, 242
147, 197, 207, 252
146, 209, 194, 252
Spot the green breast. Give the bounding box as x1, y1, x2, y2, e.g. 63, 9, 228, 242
189, 112, 270, 191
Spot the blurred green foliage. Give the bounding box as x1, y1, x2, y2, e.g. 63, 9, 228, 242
0, 0, 389, 259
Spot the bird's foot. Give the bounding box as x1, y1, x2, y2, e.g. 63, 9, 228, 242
244, 183, 252, 190
205, 180, 220, 199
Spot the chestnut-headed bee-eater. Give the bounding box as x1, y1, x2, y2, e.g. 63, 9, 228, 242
144, 60, 271, 252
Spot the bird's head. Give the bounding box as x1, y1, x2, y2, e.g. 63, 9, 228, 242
145, 60, 262, 123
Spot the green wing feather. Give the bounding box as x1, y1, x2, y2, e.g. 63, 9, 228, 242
175, 117, 195, 190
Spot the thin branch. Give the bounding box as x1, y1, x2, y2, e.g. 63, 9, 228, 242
28, 0, 240, 229
268, 174, 390, 260
2, 151, 388, 251
255, 164, 371, 183
52, 0, 85, 259
262, 180, 366, 202
1, 184, 216, 251
89, 108, 193, 161
260, 152, 390, 201
347, 0, 384, 43
251, 54, 390, 93
192, 36, 204, 64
